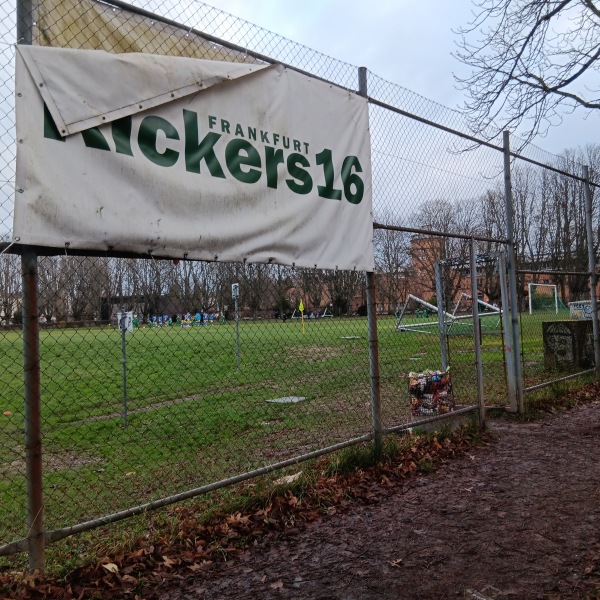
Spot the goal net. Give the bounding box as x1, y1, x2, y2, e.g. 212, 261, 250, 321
528, 283, 568, 314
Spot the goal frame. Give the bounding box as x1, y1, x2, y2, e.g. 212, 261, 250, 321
528, 283, 559, 314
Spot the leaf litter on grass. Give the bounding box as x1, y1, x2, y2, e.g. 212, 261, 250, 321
0, 423, 483, 599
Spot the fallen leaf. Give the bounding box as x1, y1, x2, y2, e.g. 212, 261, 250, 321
162, 555, 177, 567
274, 472, 303, 485
122, 574, 137, 586
270, 580, 284, 589
101, 563, 119, 574
226, 512, 250, 525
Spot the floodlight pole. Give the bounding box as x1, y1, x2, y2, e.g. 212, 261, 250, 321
583, 166, 600, 375
359, 66, 382, 455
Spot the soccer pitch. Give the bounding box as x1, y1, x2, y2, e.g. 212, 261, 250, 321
0, 311, 564, 547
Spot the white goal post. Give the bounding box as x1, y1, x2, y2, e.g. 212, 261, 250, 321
528, 283, 559, 314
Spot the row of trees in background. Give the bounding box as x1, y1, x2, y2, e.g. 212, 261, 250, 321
0, 254, 366, 325
0, 146, 597, 324
375, 145, 599, 312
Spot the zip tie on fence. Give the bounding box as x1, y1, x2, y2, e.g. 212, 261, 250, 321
0, 237, 20, 257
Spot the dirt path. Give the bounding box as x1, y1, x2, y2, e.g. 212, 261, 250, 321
151, 400, 600, 600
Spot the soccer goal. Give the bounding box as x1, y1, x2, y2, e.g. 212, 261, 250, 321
450, 293, 502, 333
528, 283, 567, 314
395, 294, 454, 334
396, 293, 502, 335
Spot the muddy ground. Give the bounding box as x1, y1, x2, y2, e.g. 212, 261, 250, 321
4, 396, 600, 600
150, 400, 600, 600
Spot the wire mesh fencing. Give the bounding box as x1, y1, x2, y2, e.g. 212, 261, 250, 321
0, 0, 599, 572
1, 249, 489, 554
509, 151, 600, 392
2, 257, 378, 545
368, 72, 507, 228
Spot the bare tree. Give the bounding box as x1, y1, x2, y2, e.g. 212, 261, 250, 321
455, 0, 600, 141
239, 262, 272, 318
413, 199, 479, 309
214, 262, 237, 318
38, 256, 66, 322
178, 261, 220, 312
541, 147, 600, 301
373, 223, 411, 313
58, 256, 109, 321
298, 268, 326, 313
0, 252, 20, 324
122, 258, 169, 322
327, 269, 363, 316
271, 264, 294, 317
476, 164, 558, 307
476, 144, 600, 305
471, 192, 504, 305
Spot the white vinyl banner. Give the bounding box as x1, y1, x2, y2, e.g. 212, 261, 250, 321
14, 46, 374, 271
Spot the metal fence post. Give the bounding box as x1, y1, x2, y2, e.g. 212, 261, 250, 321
359, 66, 382, 453
17, 0, 44, 574
470, 240, 486, 425
234, 296, 241, 372
583, 166, 600, 375
434, 261, 449, 371
503, 131, 524, 413
22, 248, 45, 573
366, 270, 382, 452
498, 252, 518, 411
119, 313, 129, 427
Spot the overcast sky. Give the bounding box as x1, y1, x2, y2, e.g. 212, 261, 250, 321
201, 0, 598, 157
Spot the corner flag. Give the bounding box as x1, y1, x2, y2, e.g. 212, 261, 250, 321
299, 300, 305, 334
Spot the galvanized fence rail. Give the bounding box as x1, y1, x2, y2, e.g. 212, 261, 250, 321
0, 0, 598, 573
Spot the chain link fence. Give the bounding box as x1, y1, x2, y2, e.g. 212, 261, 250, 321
510, 151, 600, 391
0, 0, 598, 571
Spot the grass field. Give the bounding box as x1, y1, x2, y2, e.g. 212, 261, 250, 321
0, 309, 585, 560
